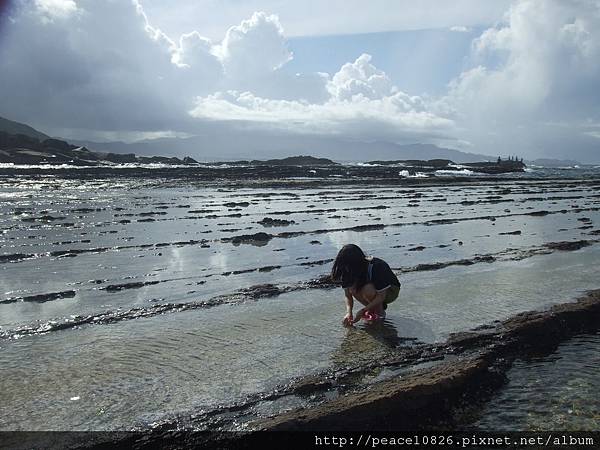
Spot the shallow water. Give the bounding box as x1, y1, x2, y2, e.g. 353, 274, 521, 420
0, 174, 599, 430
472, 332, 600, 431
0, 247, 598, 430
1, 177, 598, 330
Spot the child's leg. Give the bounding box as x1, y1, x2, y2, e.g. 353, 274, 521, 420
356, 283, 385, 314
349, 286, 369, 307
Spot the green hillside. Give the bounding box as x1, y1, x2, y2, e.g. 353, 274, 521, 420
0, 116, 50, 141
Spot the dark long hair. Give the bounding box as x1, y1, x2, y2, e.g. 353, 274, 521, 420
331, 244, 369, 289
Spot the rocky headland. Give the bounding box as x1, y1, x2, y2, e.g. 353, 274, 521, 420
0, 132, 199, 166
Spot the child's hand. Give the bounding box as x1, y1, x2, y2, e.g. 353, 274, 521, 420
342, 313, 354, 327
353, 308, 366, 323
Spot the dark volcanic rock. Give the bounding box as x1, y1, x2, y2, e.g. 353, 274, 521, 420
252, 155, 338, 166
365, 157, 525, 174
182, 156, 198, 164
138, 156, 183, 164
544, 240, 591, 251
104, 153, 137, 163
258, 217, 295, 227
103, 281, 160, 292
1, 290, 76, 304
0, 253, 35, 263
240, 283, 282, 299
223, 201, 250, 208
224, 232, 273, 245
463, 159, 526, 174
368, 158, 452, 168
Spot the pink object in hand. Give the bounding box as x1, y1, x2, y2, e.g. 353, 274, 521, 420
363, 310, 385, 321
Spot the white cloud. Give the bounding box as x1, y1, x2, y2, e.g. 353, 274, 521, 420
191, 52, 453, 142
171, 31, 213, 68
1, 0, 599, 162
35, 0, 77, 22
0, 2, 458, 143
216, 12, 292, 79
458, 0, 600, 114
192, 90, 449, 130
450, 25, 471, 32
328, 54, 395, 101
190, 52, 447, 141
442, 0, 600, 161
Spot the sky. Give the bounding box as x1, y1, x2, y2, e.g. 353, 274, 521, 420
0, 0, 599, 162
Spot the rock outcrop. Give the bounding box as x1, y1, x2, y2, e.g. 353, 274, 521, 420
0, 132, 198, 166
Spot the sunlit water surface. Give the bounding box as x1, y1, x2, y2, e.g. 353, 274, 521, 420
0, 174, 599, 430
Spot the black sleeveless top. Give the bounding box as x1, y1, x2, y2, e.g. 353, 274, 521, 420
342, 257, 400, 290
367, 257, 400, 291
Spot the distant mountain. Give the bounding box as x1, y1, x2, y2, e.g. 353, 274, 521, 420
0, 116, 50, 141
529, 158, 581, 167
73, 133, 496, 164
1, 115, 498, 163
0, 125, 524, 174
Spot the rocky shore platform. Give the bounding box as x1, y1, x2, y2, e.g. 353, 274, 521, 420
36, 289, 596, 449
253, 289, 600, 432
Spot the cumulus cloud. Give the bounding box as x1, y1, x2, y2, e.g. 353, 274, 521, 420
0, 1, 331, 134
460, 0, 600, 114
328, 54, 395, 101
212, 11, 329, 102
216, 12, 292, 79
0, 0, 195, 131
441, 0, 600, 161
1, 0, 599, 162
2, 1, 446, 143
34, 0, 78, 22
191, 54, 452, 142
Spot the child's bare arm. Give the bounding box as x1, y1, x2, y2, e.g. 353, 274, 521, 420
342, 288, 354, 326
344, 288, 353, 312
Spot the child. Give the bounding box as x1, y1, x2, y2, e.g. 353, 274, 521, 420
331, 244, 401, 326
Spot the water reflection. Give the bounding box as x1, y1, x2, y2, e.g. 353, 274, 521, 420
330, 317, 432, 369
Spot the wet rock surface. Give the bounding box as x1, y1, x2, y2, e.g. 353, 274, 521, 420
258, 217, 295, 227
240, 290, 600, 432
1, 170, 599, 437
543, 240, 591, 251
88, 290, 600, 448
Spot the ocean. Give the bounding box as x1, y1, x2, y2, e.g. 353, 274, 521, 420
0, 165, 599, 431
